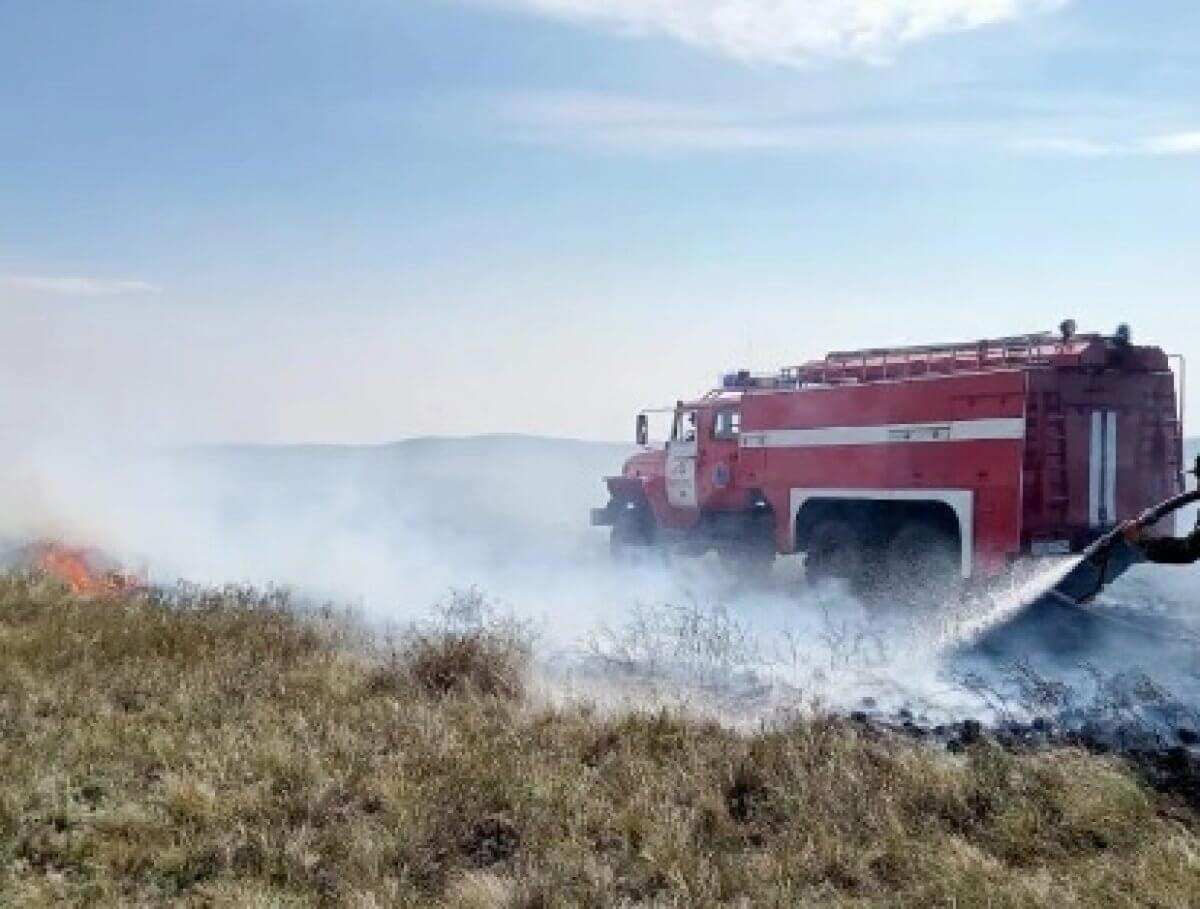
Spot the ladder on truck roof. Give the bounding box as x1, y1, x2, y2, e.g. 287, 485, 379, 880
786, 332, 1097, 387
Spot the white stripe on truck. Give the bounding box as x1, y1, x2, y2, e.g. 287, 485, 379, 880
1105, 411, 1118, 523
1089, 411, 1103, 528
740, 417, 1025, 450
1089, 410, 1119, 528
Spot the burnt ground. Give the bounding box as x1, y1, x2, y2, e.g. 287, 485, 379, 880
567, 556, 1200, 818
851, 707, 1200, 815
850, 574, 1200, 812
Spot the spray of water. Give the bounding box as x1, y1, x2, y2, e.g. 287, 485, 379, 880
933, 555, 1086, 649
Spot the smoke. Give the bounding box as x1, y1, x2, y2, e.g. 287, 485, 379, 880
0, 437, 619, 614
3, 435, 1200, 732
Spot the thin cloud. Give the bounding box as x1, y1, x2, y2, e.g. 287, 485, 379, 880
1143, 131, 1200, 156
498, 93, 809, 153
494, 91, 979, 155
492, 92, 1200, 162
1012, 131, 1200, 159
1009, 137, 1121, 158
0, 274, 162, 297
470, 0, 1067, 65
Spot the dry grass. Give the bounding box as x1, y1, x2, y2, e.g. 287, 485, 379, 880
1, 574, 1199, 906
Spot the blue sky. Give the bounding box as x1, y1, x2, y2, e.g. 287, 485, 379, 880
1, 0, 1198, 443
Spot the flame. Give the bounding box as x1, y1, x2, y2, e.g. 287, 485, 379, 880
29, 542, 140, 597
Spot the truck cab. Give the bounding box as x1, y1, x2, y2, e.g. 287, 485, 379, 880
592, 389, 776, 566
662, 401, 746, 513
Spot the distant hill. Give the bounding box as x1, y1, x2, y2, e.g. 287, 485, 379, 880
182, 434, 633, 543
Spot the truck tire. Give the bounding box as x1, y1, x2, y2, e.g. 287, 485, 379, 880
805, 520, 867, 590
883, 523, 962, 606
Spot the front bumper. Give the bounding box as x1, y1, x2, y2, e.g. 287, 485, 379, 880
591, 504, 617, 527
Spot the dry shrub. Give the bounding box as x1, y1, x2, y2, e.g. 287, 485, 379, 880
370, 589, 532, 701
444, 870, 515, 909
401, 631, 528, 701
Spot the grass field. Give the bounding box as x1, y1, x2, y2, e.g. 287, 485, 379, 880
2, 575, 1199, 907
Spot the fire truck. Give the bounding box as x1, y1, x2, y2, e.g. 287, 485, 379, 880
591, 323, 1184, 594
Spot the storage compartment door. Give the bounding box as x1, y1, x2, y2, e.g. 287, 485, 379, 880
666, 439, 698, 509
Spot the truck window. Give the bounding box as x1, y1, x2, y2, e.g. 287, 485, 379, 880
672, 409, 698, 443
713, 410, 740, 440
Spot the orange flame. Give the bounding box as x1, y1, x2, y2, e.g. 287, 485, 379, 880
30, 543, 140, 597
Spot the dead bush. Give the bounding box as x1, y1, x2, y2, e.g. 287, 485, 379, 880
369, 589, 533, 701
402, 630, 528, 701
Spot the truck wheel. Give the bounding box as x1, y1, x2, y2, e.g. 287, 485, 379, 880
805, 520, 867, 590
884, 523, 962, 606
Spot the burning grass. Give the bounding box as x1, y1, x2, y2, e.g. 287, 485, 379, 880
21, 541, 142, 597
1, 575, 1200, 906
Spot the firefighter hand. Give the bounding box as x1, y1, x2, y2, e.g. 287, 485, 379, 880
1121, 521, 1144, 545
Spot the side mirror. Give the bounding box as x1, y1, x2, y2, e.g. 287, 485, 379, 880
636, 414, 649, 447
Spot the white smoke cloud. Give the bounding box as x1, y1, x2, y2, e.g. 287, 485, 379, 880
471, 0, 1067, 64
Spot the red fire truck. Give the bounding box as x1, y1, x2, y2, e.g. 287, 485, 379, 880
592, 324, 1184, 593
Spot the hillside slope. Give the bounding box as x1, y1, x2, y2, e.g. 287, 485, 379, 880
2, 577, 1200, 907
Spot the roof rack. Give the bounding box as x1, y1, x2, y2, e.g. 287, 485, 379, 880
785, 332, 1107, 387
824, 332, 1056, 361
